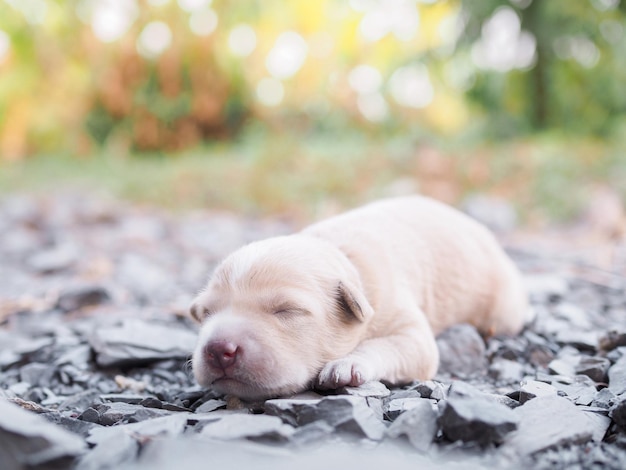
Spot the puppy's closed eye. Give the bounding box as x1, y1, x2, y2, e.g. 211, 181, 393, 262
271, 302, 310, 316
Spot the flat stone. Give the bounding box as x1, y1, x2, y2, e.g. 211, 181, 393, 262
58, 390, 102, 411
576, 356, 611, 383
101, 393, 147, 404
438, 395, 519, 446
448, 380, 519, 408
265, 395, 386, 440
339, 381, 390, 398
488, 358, 526, 384
199, 414, 295, 442
551, 375, 598, 405
408, 380, 441, 398
600, 330, 626, 352
20, 362, 56, 388
42, 412, 101, 438
89, 318, 197, 367
554, 330, 598, 352
78, 428, 139, 470
502, 396, 610, 456
436, 324, 487, 378
96, 402, 171, 426
86, 414, 190, 446
56, 285, 111, 312
385, 397, 429, 420
193, 399, 228, 413
387, 400, 438, 451
609, 354, 626, 395
0, 398, 85, 468
290, 421, 335, 446
519, 380, 558, 404
548, 357, 578, 378
610, 396, 626, 428
592, 388, 617, 409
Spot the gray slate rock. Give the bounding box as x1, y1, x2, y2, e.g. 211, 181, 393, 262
592, 388, 617, 409
89, 319, 196, 367
551, 375, 597, 405
554, 329, 598, 352
439, 395, 519, 446
610, 397, 626, 428
0, 399, 85, 468
42, 412, 101, 438
519, 380, 558, 404
20, 362, 56, 387
576, 356, 611, 383
488, 358, 526, 384
448, 380, 519, 408
609, 354, 626, 395
387, 400, 438, 451
96, 402, 172, 425
502, 396, 610, 457
56, 285, 111, 312
78, 430, 139, 470
385, 397, 429, 420
199, 414, 295, 442
265, 395, 385, 440
436, 324, 487, 378
339, 381, 390, 398
600, 329, 626, 351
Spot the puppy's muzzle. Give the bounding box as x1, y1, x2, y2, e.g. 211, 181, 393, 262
203, 340, 240, 372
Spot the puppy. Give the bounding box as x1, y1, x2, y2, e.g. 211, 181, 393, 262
190, 196, 530, 400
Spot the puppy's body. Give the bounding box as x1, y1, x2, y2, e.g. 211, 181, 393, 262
191, 197, 529, 399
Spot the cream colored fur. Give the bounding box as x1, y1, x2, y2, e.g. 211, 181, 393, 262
190, 196, 530, 400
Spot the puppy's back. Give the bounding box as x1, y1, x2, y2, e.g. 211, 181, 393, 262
303, 196, 528, 336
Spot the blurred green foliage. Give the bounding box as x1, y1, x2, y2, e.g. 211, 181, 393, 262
1, 0, 625, 158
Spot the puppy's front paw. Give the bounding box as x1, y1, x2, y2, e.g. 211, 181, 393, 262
317, 357, 373, 389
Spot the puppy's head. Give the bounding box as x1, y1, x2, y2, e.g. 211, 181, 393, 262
190, 235, 373, 400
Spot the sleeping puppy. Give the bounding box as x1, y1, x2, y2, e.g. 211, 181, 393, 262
190, 196, 531, 400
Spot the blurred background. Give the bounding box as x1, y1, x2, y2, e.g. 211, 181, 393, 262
1, 0, 625, 228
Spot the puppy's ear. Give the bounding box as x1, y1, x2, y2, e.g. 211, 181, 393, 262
337, 280, 374, 322
189, 297, 205, 323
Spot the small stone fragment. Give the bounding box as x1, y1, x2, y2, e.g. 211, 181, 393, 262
339, 381, 390, 398
56, 285, 111, 312
600, 329, 626, 352
519, 380, 558, 404
438, 395, 519, 446
79, 407, 101, 424
89, 318, 196, 367
387, 400, 438, 451
0, 399, 85, 468
194, 399, 227, 413
265, 395, 385, 440
488, 358, 526, 384
502, 396, 610, 457
609, 354, 626, 395
592, 388, 617, 409
199, 414, 294, 442
576, 356, 611, 383
610, 397, 626, 428
436, 324, 487, 378
385, 397, 428, 420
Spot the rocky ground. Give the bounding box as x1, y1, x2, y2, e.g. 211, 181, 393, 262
1, 192, 626, 470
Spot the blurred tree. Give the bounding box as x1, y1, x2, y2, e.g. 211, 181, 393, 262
458, 0, 626, 136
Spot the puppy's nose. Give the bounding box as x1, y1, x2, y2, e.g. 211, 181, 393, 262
204, 340, 239, 370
